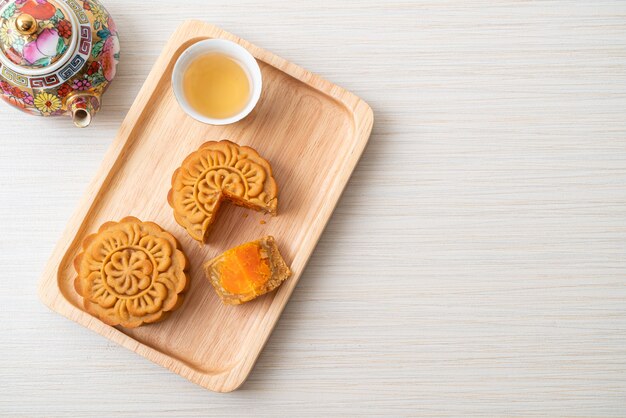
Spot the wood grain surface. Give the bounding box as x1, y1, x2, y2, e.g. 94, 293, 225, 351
1, 0, 626, 416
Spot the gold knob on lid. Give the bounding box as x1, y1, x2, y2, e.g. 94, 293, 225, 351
15, 14, 38, 36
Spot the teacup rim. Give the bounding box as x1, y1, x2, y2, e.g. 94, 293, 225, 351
171, 38, 263, 125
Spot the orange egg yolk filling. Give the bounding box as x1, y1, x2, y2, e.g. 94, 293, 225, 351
217, 243, 271, 295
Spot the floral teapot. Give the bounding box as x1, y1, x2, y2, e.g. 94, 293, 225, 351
0, 0, 119, 127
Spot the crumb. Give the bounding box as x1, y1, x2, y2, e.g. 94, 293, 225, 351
260, 220, 266, 225
243, 213, 249, 218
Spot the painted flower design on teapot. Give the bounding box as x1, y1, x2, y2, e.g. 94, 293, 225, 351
0, 0, 119, 127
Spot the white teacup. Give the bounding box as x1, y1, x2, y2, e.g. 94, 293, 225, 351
172, 39, 262, 125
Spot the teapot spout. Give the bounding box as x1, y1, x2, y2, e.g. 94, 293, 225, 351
72, 106, 92, 128
67, 94, 101, 128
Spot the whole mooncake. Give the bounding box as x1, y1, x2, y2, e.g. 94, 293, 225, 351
168, 140, 278, 243
73, 217, 189, 328
204, 236, 292, 305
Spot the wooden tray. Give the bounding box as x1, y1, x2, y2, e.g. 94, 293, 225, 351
38, 20, 373, 393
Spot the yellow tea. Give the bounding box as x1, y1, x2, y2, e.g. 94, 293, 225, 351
183, 53, 251, 119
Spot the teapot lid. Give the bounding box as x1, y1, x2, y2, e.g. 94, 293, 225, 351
0, 0, 78, 76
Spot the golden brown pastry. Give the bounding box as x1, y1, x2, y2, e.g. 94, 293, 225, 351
168, 140, 278, 243
204, 236, 292, 305
73, 217, 188, 328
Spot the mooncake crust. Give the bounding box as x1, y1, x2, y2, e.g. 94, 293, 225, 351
168, 140, 278, 243
203, 236, 292, 305
73, 217, 189, 328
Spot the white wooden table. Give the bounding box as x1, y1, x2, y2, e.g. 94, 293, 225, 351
1, 1, 626, 416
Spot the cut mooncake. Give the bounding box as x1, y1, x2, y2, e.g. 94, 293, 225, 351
168, 140, 278, 243
204, 236, 292, 305
73, 217, 189, 328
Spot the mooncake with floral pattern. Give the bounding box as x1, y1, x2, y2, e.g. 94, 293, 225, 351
73, 217, 188, 328
168, 140, 278, 243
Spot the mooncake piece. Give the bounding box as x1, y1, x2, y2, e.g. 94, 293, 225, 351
204, 236, 292, 305
73, 217, 189, 328
168, 140, 278, 243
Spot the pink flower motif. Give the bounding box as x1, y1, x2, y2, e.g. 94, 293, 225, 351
22, 28, 60, 64
22, 91, 34, 105
15, 0, 27, 4
107, 16, 117, 34
36, 28, 59, 56
72, 78, 91, 91
23, 41, 44, 64
101, 35, 119, 82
